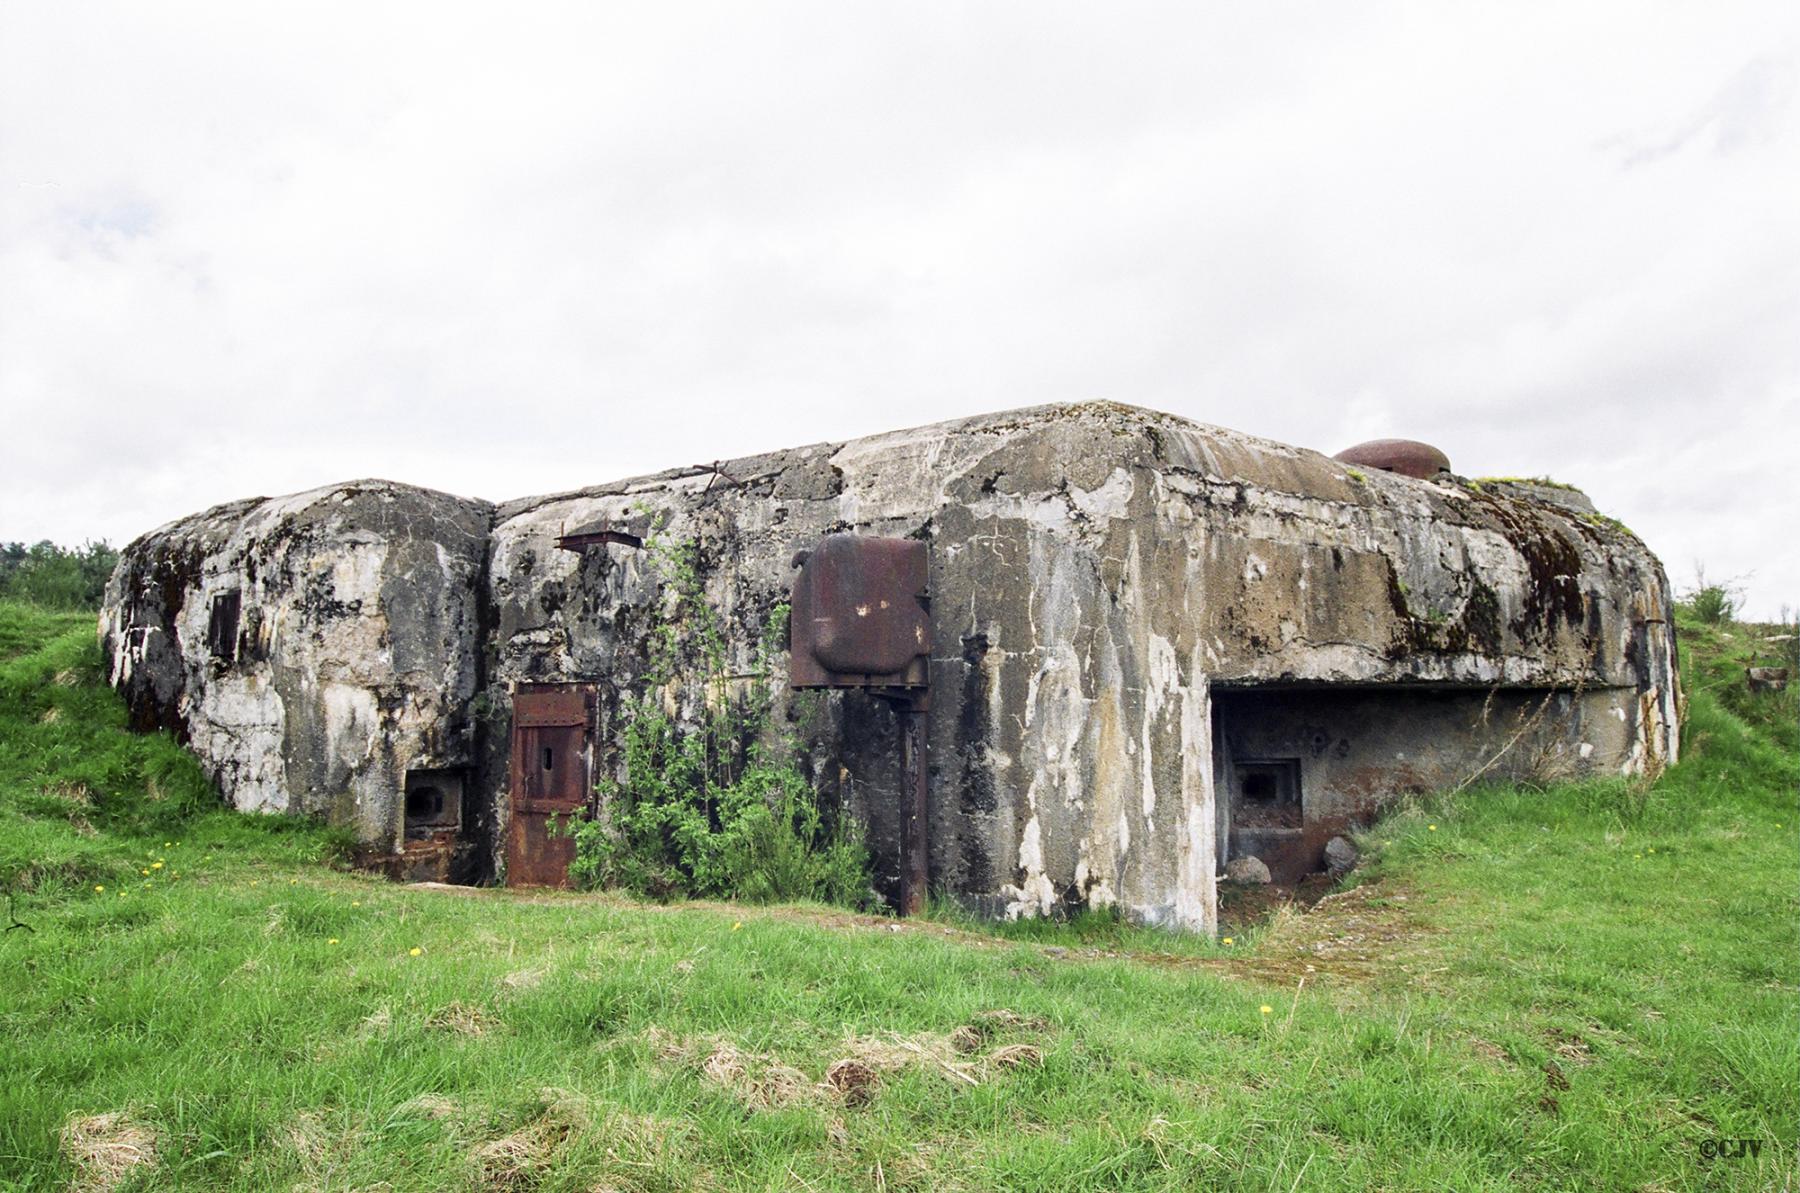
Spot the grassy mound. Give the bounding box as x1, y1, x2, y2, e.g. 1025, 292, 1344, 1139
0, 599, 1792, 1190
0, 601, 342, 900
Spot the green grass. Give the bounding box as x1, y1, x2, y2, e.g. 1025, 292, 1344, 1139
1, 600, 1794, 1190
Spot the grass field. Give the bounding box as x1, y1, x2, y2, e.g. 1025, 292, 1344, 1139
1, 598, 1794, 1191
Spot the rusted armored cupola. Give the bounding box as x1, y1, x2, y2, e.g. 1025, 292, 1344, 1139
790, 535, 932, 915
1332, 439, 1452, 480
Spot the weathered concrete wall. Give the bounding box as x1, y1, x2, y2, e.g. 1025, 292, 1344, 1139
478, 402, 1679, 933
100, 481, 492, 848
102, 402, 1680, 933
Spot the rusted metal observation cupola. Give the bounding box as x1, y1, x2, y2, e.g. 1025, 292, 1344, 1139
790, 535, 932, 915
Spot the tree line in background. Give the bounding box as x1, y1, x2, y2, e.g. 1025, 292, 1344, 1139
0, 541, 119, 611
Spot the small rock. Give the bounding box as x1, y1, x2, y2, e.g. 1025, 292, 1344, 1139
1225, 856, 1271, 885
1323, 836, 1359, 876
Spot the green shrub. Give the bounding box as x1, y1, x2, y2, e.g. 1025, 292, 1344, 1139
1687, 584, 1735, 625
0, 541, 118, 611
565, 534, 869, 907
1679, 564, 1743, 626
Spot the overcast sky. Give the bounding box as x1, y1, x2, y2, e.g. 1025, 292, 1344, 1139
2, 3, 1795, 616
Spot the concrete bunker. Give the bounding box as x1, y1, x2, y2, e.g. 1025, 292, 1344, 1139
100, 403, 1681, 934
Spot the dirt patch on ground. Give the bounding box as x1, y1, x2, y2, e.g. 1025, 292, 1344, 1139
1235, 882, 1427, 984
60, 1111, 157, 1193
1216, 872, 1341, 927
1094, 880, 1433, 988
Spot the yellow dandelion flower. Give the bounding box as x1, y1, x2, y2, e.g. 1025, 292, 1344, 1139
1647, 847, 1655, 854
1222, 937, 1234, 946
141, 869, 149, 876
289, 879, 298, 885
94, 885, 104, 893
1259, 1005, 1273, 1015
1427, 824, 1438, 831
1633, 853, 1642, 858
249, 880, 259, 887
328, 938, 339, 945
164, 842, 171, 848
731, 921, 743, 931
409, 947, 422, 957
150, 861, 163, 870
351, 900, 361, 907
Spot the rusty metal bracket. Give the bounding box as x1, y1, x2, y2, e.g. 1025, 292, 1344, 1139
699, 461, 743, 493
555, 519, 642, 553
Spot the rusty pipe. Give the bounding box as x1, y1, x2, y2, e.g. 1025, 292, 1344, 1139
897, 700, 928, 916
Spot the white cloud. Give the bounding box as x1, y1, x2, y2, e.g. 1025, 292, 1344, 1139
2, 1, 1796, 615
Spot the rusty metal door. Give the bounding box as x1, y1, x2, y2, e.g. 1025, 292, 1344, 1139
504, 685, 594, 887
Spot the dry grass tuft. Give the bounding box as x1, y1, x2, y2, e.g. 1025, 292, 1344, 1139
501, 967, 545, 991
698, 1042, 814, 1108
948, 1024, 984, 1055
641, 1020, 1049, 1115
397, 1093, 463, 1120
642, 1025, 687, 1061
60, 1111, 157, 1193
427, 1001, 498, 1037
822, 1058, 880, 1106
277, 1109, 338, 1168
970, 1008, 1050, 1034
1468, 1037, 1511, 1065
39, 780, 91, 805
471, 1088, 591, 1190
986, 1043, 1043, 1070
1547, 1027, 1595, 1065
839, 1032, 981, 1087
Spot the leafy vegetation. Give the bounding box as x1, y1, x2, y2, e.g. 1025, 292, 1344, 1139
0, 540, 119, 611
0, 596, 1792, 1190
565, 533, 869, 907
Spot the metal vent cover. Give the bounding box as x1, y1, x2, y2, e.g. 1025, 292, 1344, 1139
790, 534, 929, 689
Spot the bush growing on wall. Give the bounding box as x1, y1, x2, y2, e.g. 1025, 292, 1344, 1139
564, 533, 870, 907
